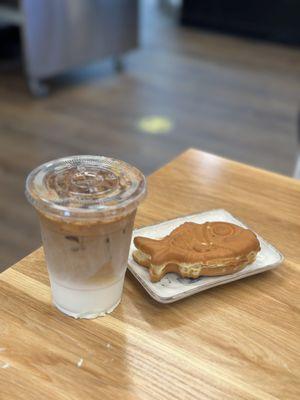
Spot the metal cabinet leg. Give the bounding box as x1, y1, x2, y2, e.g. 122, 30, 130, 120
28, 77, 49, 97
112, 56, 124, 73
294, 157, 300, 179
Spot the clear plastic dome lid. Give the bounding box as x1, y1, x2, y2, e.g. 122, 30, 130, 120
25, 156, 146, 220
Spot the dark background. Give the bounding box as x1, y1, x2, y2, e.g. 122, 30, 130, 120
181, 0, 300, 45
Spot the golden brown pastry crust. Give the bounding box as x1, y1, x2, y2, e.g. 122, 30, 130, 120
133, 222, 260, 282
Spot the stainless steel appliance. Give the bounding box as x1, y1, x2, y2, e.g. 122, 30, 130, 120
0, 0, 138, 95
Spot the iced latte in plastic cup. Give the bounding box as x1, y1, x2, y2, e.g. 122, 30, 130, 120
25, 156, 146, 318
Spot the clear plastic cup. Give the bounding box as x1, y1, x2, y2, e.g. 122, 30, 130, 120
25, 155, 146, 318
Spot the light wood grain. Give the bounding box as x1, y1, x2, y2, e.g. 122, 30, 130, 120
0, 149, 300, 400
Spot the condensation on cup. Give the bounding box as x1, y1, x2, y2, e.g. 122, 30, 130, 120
25, 155, 146, 319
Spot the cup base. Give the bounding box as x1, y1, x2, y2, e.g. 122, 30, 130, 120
53, 298, 121, 319
50, 277, 124, 319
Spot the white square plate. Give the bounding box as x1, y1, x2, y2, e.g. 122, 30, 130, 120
128, 209, 284, 303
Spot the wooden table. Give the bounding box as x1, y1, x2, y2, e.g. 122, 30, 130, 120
0, 149, 299, 400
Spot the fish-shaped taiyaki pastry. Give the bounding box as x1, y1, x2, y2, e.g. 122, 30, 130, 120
133, 221, 260, 282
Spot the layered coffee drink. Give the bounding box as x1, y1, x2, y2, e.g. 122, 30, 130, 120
25, 156, 146, 318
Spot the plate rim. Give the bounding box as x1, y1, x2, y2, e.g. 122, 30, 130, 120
128, 209, 284, 303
